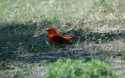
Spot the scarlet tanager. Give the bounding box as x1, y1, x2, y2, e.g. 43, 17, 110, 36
46, 28, 73, 45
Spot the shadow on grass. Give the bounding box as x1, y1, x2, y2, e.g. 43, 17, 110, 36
70, 29, 125, 44
82, 30, 125, 43
0, 20, 53, 61
20, 49, 111, 63
1, 20, 125, 62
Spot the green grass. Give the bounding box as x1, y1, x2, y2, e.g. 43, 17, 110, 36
0, 0, 125, 78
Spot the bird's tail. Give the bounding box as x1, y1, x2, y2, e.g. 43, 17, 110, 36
63, 36, 73, 41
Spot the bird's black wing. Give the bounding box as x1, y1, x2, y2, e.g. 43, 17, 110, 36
52, 36, 71, 44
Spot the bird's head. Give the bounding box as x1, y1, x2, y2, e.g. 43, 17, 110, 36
46, 27, 57, 34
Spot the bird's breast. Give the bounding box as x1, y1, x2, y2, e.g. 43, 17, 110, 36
48, 34, 59, 44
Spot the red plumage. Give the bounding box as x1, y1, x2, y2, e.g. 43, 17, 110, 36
46, 28, 73, 45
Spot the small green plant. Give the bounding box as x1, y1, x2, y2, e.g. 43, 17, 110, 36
43, 59, 118, 78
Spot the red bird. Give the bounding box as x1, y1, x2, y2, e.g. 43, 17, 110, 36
46, 28, 73, 45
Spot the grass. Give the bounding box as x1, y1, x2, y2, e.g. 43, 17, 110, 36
0, 0, 125, 78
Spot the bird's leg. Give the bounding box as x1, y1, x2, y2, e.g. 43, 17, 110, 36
51, 44, 55, 50
59, 44, 62, 48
